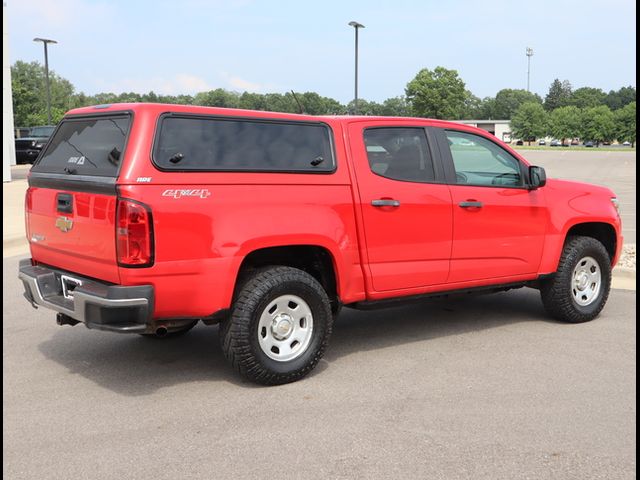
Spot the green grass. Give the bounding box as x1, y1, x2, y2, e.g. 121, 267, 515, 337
513, 145, 636, 152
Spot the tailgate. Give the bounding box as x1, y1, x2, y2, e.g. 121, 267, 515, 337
26, 114, 132, 284
27, 187, 119, 283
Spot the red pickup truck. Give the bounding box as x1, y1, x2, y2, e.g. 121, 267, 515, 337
19, 103, 623, 384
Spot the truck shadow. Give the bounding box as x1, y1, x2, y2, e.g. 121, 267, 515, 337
38, 288, 552, 396
328, 288, 550, 360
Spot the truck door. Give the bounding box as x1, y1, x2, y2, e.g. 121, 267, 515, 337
434, 128, 547, 283
348, 123, 453, 293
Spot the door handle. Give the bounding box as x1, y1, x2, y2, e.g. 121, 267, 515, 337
458, 201, 483, 208
372, 199, 400, 207
56, 193, 73, 213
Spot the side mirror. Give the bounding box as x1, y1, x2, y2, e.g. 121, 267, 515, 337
529, 166, 547, 189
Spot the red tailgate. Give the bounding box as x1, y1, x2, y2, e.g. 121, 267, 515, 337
27, 187, 120, 283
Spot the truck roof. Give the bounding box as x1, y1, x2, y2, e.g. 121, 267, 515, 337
65, 103, 463, 129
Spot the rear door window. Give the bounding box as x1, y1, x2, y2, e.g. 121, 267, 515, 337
153, 116, 335, 172
364, 127, 435, 182
32, 115, 131, 177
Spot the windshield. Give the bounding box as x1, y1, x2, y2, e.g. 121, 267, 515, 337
30, 126, 56, 137
32, 115, 131, 177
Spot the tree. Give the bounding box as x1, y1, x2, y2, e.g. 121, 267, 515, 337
510, 102, 547, 145
299, 92, 344, 115
548, 106, 582, 143
569, 87, 606, 109
193, 88, 240, 108
11, 60, 76, 126
264, 93, 298, 113
544, 79, 572, 111
91, 92, 121, 105
580, 106, 616, 145
605, 86, 636, 110
493, 89, 542, 119
380, 96, 410, 116
405, 66, 467, 119
346, 98, 379, 115
459, 91, 483, 119
478, 96, 497, 119
614, 102, 636, 146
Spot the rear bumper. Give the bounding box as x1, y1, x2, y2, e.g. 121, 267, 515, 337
18, 259, 154, 333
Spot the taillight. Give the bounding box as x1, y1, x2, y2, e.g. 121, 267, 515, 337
25, 187, 33, 241
116, 198, 154, 267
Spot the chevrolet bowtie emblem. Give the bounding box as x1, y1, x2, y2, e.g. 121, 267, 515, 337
55, 216, 73, 233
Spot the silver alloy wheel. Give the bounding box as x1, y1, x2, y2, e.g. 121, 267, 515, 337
257, 294, 314, 362
571, 256, 602, 306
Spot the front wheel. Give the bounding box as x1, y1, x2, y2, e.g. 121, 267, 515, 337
220, 266, 333, 385
540, 236, 612, 323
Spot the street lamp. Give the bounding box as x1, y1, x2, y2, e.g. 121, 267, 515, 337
526, 47, 534, 92
348, 21, 365, 114
33, 37, 58, 124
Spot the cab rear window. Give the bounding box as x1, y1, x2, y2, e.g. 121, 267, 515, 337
32, 115, 131, 177
153, 115, 335, 172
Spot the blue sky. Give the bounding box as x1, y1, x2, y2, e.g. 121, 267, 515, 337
7, 0, 637, 103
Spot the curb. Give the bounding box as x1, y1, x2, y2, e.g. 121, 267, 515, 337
3, 236, 27, 250
612, 267, 636, 280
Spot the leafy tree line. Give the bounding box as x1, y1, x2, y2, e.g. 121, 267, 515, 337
11, 60, 636, 136
510, 101, 636, 146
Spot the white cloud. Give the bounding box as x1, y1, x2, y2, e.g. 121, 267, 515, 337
98, 74, 213, 95
9, 0, 114, 31
173, 74, 211, 92
220, 72, 276, 93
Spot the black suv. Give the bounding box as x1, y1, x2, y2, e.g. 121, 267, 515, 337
15, 125, 55, 164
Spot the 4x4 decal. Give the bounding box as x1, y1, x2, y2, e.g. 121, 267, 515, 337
162, 189, 211, 199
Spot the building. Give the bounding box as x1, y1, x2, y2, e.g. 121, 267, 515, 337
3, 1, 16, 181
453, 120, 512, 144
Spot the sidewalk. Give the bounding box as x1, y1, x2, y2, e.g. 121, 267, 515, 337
2, 169, 635, 290
3, 177, 28, 258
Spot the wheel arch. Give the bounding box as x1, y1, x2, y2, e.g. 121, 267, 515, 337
539, 220, 620, 275
565, 222, 617, 264
233, 244, 341, 310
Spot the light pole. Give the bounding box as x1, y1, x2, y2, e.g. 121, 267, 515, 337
33, 37, 57, 124
348, 21, 365, 114
526, 47, 534, 92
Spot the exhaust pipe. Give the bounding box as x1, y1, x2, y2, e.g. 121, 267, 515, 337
155, 326, 168, 337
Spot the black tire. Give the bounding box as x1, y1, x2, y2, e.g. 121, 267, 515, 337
139, 320, 198, 338
220, 266, 333, 385
331, 301, 343, 320
540, 236, 612, 323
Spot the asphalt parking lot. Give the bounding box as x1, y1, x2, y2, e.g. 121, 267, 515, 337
518, 150, 636, 243
3, 150, 636, 479
3, 253, 636, 479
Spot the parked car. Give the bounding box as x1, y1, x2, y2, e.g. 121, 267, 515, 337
19, 103, 623, 385
538, 139, 546, 145
571, 139, 579, 145
14, 127, 32, 138
14, 125, 56, 164
550, 139, 561, 147
584, 141, 594, 147
622, 141, 631, 146
516, 140, 524, 145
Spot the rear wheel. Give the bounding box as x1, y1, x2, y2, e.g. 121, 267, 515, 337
220, 266, 333, 385
540, 236, 612, 323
